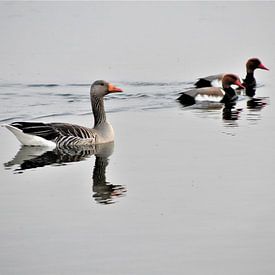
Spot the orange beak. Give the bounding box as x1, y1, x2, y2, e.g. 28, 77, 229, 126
258, 63, 269, 71
235, 79, 245, 89
108, 83, 123, 93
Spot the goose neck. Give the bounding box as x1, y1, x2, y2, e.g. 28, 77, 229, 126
91, 95, 107, 127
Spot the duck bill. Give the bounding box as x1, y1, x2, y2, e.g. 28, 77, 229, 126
258, 63, 269, 71
235, 80, 245, 89
108, 83, 123, 93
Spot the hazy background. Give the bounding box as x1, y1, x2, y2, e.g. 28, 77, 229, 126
0, 1, 274, 84
1, 2, 275, 275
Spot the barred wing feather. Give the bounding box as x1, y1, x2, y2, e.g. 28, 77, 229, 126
9, 122, 96, 146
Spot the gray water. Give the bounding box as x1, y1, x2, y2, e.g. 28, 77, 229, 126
1, 2, 275, 275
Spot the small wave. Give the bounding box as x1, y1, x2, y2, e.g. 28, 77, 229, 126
27, 84, 59, 88
141, 105, 174, 111
33, 112, 73, 119
127, 81, 171, 87
1, 81, 190, 89
28, 103, 50, 107
107, 107, 133, 113
134, 93, 150, 98
0, 116, 26, 123
120, 81, 188, 87
256, 82, 265, 88
0, 83, 90, 88
110, 93, 150, 99
0, 83, 24, 88
56, 93, 75, 97
78, 108, 127, 115
66, 83, 90, 87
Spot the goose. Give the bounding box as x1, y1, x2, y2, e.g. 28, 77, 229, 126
3, 80, 123, 147
194, 58, 269, 95
177, 74, 244, 106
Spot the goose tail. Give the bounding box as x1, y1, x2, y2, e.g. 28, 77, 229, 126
3, 124, 56, 147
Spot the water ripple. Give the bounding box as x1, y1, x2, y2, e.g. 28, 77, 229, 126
0, 81, 270, 128
120, 81, 189, 87
33, 112, 74, 120
27, 84, 59, 88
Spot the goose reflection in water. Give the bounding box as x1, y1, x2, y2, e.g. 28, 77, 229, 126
4, 142, 126, 205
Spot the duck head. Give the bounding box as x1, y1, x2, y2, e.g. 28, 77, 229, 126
246, 58, 269, 73
222, 74, 245, 89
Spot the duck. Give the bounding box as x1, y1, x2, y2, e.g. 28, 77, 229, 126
242, 58, 269, 97
3, 80, 123, 148
177, 74, 244, 106
194, 58, 269, 96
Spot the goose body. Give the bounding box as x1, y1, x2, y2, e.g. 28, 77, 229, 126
178, 74, 244, 106
194, 58, 269, 94
4, 80, 123, 148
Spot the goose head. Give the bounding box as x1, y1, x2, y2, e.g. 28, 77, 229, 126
91, 80, 123, 97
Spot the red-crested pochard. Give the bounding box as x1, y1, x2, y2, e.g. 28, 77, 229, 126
194, 58, 269, 97
178, 74, 244, 106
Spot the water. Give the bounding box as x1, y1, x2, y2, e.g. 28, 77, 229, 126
1, 2, 275, 275
0, 81, 186, 123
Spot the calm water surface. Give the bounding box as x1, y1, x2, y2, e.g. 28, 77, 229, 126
1, 79, 275, 275
1, 2, 275, 275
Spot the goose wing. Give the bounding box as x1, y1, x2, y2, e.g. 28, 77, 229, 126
50, 122, 96, 140
8, 122, 96, 146
9, 122, 59, 140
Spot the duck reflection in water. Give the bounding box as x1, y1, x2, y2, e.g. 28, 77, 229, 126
4, 142, 126, 205
244, 85, 269, 125
246, 88, 269, 110
222, 103, 243, 122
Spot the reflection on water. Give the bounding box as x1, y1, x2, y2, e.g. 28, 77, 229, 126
4, 143, 126, 205
177, 88, 269, 128
92, 153, 126, 205
246, 93, 269, 127
4, 146, 94, 170
222, 103, 243, 128
246, 97, 269, 124
247, 97, 269, 110
222, 105, 242, 121
178, 100, 224, 121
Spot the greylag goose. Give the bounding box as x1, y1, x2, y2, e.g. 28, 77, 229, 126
194, 58, 269, 95
4, 80, 123, 147
177, 74, 244, 106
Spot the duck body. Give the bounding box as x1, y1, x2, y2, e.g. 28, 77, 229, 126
178, 74, 244, 106
4, 80, 122, 148
194, 74, 224, 88
177, 86, 225, 106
